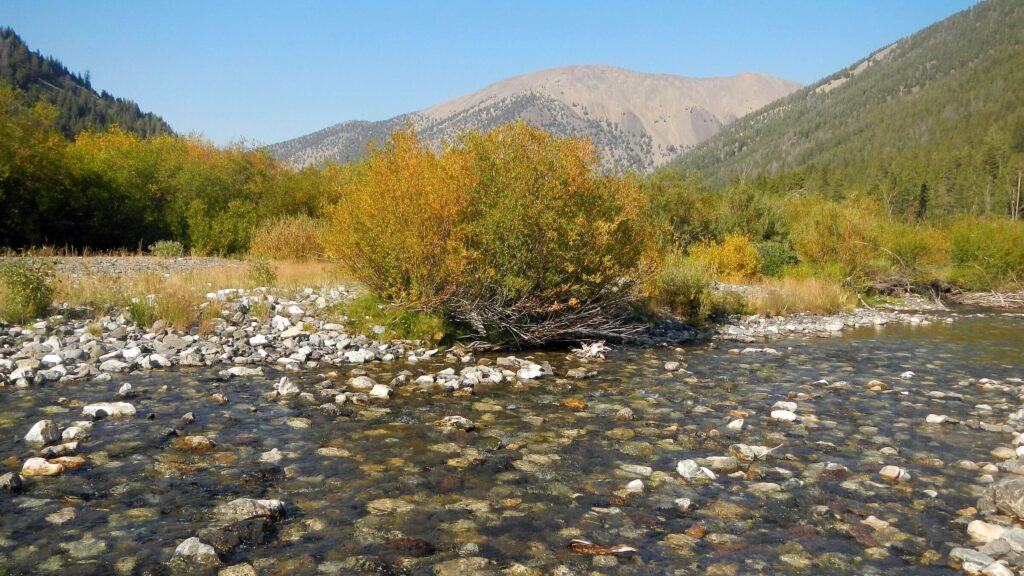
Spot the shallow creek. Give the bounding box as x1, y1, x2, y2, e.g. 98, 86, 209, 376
1, 312, 1022, 575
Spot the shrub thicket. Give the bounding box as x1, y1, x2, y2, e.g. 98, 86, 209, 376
755, 241, 799, 277
325, 123, 657, 344
647, 252, 746, 327
949, 218, 1024, 289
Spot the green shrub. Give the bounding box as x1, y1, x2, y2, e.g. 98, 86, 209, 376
325, 124, 657, 344
148, 240, 185, 258
949, 218, 1024, 289
329, 293, 454, 344
0, 259, 55, 323
755, 241, 799, 277
647, 253, 747, 327
246, 259, 278, 287
789, 197, 881, 282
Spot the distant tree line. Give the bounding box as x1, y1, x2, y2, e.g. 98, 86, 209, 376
0, 28, 171, 139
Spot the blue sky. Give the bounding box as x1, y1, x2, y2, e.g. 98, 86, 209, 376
1, 0, 978, 145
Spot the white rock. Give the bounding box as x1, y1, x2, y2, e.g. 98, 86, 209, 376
968, 520, 1007, 544
344, 349, 373, 364
99, 359, 130, 373
516, 364, 544, 380
348, 376, 377, 390
879, 465, 910, 481
676, 459, 716, 480
625, 479, 644, 493
925, 414, 948, 424
772, 401, 797, 412
40, 354, 63, 366
22, 457, 64, 477
225, 366, 263, 378
726, 419, 745, 431
982, 562, 1015, 576
117, 383, 134, 397
369, 384, 393, 400
275, 377, 299, 397
771, 410, 797, 422
173, 537, 220, 566
900, 371, 915, 379
260, 448, 283, 463
62, 425, 90, 441
122, 347, 142, 362
82, 402, 136, 419
24, 420, 59, 447
271, 315, 291, 331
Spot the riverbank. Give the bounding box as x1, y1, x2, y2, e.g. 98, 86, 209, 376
0, 255, 962, 388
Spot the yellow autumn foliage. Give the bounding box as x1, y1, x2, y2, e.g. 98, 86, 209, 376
688, 233, 763, 282
324, 123, 657, 343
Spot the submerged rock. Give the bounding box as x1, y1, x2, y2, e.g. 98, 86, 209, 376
979, 478, 1024, 518
212, 498, 286, 527
82, 402, 136, 419
172, 537, 221, 568
22, 457, 64, 477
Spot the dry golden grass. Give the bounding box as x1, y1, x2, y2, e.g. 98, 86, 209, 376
747, 277, 855, 317
53, 260, 355, 331
248, 215, 327, 262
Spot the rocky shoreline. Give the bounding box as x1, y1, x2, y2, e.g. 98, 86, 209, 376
0, 277, 956, 389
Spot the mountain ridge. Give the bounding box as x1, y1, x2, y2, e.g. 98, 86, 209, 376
268, 65, 800, 173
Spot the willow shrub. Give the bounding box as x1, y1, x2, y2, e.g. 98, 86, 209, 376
689, 233, 763, 282
949, 217, 1024, 289
325, 123, 657, 344
647, 252, 746, 327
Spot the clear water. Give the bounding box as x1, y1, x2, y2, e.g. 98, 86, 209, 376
1, 312, 1022, 575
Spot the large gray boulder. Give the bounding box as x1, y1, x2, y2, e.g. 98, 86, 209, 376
979, 477, 1024, 517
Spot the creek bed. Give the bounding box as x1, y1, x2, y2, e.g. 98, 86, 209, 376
1, 313, 1022, 575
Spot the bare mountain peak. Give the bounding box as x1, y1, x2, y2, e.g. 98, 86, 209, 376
269, 65, 800, 172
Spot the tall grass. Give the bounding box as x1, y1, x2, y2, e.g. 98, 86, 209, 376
0, 259, 55, 323
747, 277, 855, 317
53, 261, 353, 331
248, 215, 327, 261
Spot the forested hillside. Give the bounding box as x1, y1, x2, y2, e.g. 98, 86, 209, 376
0, 28, 171, 138
668, 0, 1024, 219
